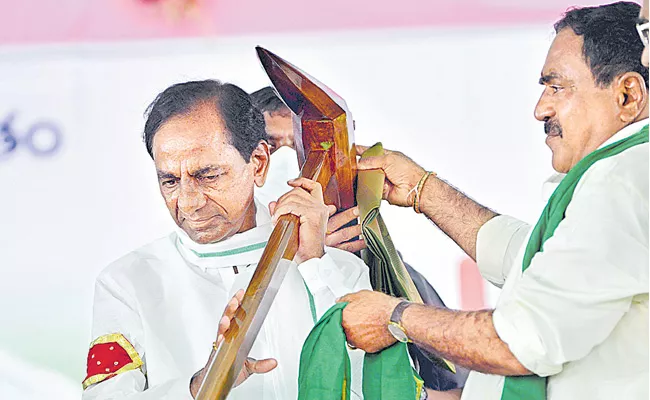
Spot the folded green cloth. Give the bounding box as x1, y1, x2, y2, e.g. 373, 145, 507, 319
298, 302, 423, 400
357, 143, 422, 302
357, 142, 454, 373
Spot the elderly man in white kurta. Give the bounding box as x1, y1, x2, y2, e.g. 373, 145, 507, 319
82, 80, 370, 399
336, 3, 649, 400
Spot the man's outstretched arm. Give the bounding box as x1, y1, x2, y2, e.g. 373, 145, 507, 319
355, 145, 497, 261
401, 304, 529, 376
339, 290, 530, 376
418, 176, 497, 261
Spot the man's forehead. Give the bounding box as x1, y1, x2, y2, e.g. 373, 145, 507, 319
152, 106, 233, 159
541, 29, 586, 81
547, 29, 583, 62
154, 131, 222, 155
154, 145, 233, 174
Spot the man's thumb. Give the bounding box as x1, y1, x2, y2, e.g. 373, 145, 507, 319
247, 358, 278, 374
356, 156, 384, 171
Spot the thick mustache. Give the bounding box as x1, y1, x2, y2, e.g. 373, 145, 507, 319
544, 119, 563, 137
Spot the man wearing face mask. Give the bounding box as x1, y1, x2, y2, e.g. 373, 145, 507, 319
336, 2, 649, 399
249, 87, 302, 214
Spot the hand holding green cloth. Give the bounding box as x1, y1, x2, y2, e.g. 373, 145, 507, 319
501, 125, 649, 400
298, 302, 423, 400
357, 142, 455, 374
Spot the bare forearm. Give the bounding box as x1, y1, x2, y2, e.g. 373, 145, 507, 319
419, 176, 497, 260
402, 304, 530, 376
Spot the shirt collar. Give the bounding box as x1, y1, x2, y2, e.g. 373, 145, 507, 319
542, 118, 649, 200
597, 118, 649, 150
174, 198, 273, 270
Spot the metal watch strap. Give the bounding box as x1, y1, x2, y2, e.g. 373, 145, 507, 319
390, 300, 412, 325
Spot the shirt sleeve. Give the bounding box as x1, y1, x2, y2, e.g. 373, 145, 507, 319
476, 215, 531, 287
298, 248, 372, 320
82, 275, 195, 399
492, 175, 648, 377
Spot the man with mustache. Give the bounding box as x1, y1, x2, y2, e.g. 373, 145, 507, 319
333, 2, 648, 399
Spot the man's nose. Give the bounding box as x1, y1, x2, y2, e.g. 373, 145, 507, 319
534, 92, 555, 122
177, 179, 207, 216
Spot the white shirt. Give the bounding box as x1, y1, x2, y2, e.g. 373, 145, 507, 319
462, 120, 649, 399
83, 200, 371, 399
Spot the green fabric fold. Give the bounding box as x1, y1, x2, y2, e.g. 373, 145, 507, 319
357, 142, 455, 373
357, 143, 422, 302
298, 303, 351, 400
501, 125, 648, 400
298, 303, 423, 400
363, 342, 424, 399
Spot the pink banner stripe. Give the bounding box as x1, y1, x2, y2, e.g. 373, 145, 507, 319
0, 0, 625, 45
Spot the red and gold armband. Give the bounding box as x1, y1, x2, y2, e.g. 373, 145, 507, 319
82, 333, 144, 390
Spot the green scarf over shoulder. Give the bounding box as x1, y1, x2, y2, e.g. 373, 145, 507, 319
501, 125, 648, 400
298, 303, 423, 400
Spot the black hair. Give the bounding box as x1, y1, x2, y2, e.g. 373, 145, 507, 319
249, 86, 290, 115
143, 80, 268, 160
554, 1, 648, 88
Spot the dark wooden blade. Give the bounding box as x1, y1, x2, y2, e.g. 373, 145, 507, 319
256, 46, 346, 121
256, 46, 357, 212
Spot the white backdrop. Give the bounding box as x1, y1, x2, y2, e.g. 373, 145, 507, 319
0, 24, 555, 393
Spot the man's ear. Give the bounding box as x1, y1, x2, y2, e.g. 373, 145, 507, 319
250, 140, 271, 188
615, 72, 648, 123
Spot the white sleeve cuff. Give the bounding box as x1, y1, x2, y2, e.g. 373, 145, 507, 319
298, 252, 352, 299
476, 215, 531, 287
493, 303, 563, 378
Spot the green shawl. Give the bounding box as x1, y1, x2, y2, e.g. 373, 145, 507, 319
501, 125, 648, 399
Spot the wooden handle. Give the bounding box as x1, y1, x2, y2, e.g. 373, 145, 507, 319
196, 150, 331, 400
196, 213, 299, 400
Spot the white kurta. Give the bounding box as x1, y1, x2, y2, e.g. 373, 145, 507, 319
462, 120, 649, 399
83, 200, 371, 399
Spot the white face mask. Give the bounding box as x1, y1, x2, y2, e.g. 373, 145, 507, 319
270, 145, 300, 170
255, 146, 301, 208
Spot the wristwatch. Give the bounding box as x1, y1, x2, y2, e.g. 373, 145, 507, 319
387, 300, 412, 343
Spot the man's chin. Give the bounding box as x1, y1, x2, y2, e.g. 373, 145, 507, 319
184, 227, 232, 244
551, 155, 571, 174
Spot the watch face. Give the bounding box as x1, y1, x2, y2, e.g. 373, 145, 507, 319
388, 323, 409, 343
